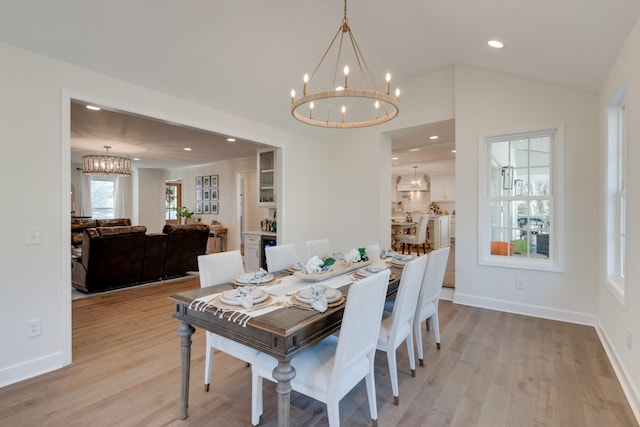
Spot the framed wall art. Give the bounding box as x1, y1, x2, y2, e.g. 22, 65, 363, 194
203, 188, 210, 201
211, 188, 219, 201
196, 176, 203, 188
211, 175, 219, 187
196, 202, 203, 214
203, 202, 210, 214
211, 202, 219, 215
203, 176, 211, 188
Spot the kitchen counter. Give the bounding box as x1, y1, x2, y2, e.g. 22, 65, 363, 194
243, 230, 276, 237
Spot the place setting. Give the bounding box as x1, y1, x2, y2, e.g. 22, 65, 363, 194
232, 268, 275, 287
289, 284, 344, 313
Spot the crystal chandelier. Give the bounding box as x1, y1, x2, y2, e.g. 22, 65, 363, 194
82, 146, 131, 177
290, 0, 400, 128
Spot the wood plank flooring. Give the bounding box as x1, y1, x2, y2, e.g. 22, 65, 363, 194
0, 277, 636, 426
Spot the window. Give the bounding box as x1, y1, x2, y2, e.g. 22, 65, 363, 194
479, 126, 564, 271
90, 178, 116, 219
606, 89, 626, 298
165, 182, 182, 223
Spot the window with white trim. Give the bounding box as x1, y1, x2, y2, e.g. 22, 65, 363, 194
606, 89, 626, 297
479, 126, 563, 271
90, 177, 116, 219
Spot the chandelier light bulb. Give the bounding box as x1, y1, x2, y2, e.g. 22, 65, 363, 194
341, 105, 346, 123
343, 65, 349, 88
290, 89, 296, 103
309, 101, 314, 119
386, 72, 391, 94
303, 74, 309, 95
395, 87, 400, 101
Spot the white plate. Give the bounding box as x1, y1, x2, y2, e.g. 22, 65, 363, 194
235, 272, 274, 284
355, 265, 387, 277
289, 262, 305, 271
295, 287, 342, 304
390, 256, 415, 266
220, 288, 269, 306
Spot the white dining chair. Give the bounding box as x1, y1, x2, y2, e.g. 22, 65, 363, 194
414, 246, 450, 366
306, 238, 331, 259
397, 214, 429, 255
376, 254, 427, 405
265, 243, 298, 273
197, 251, 260, 392
250, 269, 391, 427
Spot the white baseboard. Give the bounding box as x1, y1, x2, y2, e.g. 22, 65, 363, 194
595, 321, 640, 425
0, 352, 65, 388
453, 292, 597, 325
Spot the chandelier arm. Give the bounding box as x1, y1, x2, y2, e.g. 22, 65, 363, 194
347, 28, 380, 93
308, 26, 343, 85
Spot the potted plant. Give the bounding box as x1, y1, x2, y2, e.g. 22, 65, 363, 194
176, 206, 195, 224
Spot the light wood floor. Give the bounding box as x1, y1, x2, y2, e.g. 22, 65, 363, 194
0, 277, 636, 427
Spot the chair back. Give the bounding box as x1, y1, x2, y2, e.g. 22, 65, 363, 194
332, 269, 391, 386
416, 246, 450, 314
389, 255, 428, 334
414, 215, 429, 244
197, 250, 245, 288
306, 239, 331, 259
265, 243, 298, 273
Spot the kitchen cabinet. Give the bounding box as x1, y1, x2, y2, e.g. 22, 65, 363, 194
450, 217, 455, 239
430, 174, 456, 202
428, 215, 450, 249
257, 149, 276, 207
244, 232, 261, 272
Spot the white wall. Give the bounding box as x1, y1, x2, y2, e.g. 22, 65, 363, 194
0, 41, 330, 387
597, 16, 640, 416
135, 168, 166, 232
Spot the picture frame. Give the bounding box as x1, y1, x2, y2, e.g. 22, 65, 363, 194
211, 202, 219, 215
196, 176, 203, 188
211, 175, 219, 187
203, 176, 211, 188
203, 202, 210, 214
211, 188, 219, 201
203, 188, 210, 201
195, 202, 203, 214
196, 189, 202, 201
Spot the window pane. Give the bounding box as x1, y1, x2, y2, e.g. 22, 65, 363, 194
90, 179, 115, 219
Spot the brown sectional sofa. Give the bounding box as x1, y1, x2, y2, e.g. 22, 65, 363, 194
71, 222, 209, 293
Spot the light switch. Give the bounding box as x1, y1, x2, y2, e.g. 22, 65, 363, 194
26, 227, 41, 245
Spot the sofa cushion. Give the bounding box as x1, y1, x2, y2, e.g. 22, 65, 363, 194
97, 225, 147, 237
96, 218, 131, 227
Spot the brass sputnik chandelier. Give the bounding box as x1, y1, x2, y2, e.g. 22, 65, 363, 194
290, 0, 400, 128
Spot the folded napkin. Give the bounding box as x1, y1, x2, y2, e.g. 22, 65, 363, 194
310, 284, 328, 313
248, 268, 269, 283
234, 286, 255, 309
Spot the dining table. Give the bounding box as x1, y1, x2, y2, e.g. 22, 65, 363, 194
391, 221, 416, 250
170, 264, 402, 427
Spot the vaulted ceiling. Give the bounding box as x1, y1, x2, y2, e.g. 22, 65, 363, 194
2, 1, 638, 172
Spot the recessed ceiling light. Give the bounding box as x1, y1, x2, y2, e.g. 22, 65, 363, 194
409, 148, 421, 152
488, 40, 504, 49
392, 157, 399, 160
133, 157, 140, 161
226, 138, 236, 142
184, 147, 192, 151
451, 150, 456, 153
86, 105, 101, 111
429, 135, 438, 140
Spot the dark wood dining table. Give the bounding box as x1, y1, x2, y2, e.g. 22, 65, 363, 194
170, 267, 401, 427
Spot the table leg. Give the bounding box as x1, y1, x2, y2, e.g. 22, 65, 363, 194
177, 321, 195, 419
272, 360, 296, 427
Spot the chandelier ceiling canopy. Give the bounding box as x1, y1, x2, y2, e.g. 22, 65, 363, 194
82, 145, 131, 177
290, 0, 400, 129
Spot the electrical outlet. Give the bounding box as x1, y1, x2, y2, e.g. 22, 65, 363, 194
515, 278, 525, 290
626, 329, 632, 351
26, 319, 41, 338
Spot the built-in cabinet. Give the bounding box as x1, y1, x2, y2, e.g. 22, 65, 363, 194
430, 174, 456, 202
244, 232, 261, 272
257, 149, 276, 207
428, 215, 451, 249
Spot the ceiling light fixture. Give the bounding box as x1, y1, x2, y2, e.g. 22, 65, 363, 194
183, 147, 192, 151
82, 145, 131, 177
226, 138, 236, 142
86, 105, 101, 111
290, 0, 399, 128
429, 135, 439, 140
411, 166, 421, 187
488, 40, 504, 48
